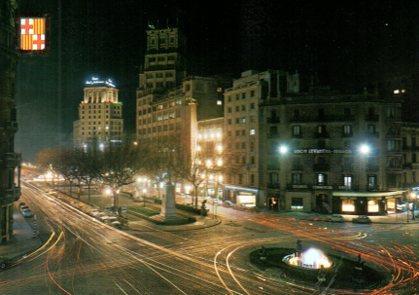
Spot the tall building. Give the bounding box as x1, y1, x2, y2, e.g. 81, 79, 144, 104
73, 77, 123, 148
136, 25, 226, 163
401, 122, 419, 188
0, 0, 21, 243
138, 26, 186, 92
259, 92, 404, 215
223, 70, 299, 207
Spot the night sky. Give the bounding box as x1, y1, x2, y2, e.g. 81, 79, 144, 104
15, 0, 418, 160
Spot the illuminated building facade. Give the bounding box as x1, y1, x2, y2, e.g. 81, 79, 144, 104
223, 70, 299, 207
260, 93, 405, 215
73, 77, 123, 147
196, 118, 224, 198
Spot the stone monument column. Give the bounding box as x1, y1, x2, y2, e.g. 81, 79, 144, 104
159, 182, 178, 221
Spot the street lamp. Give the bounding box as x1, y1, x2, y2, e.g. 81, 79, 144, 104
358, 144, 371, 155
279, 144, 289, 155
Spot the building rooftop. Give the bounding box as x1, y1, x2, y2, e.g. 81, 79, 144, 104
84, 77, 116, 88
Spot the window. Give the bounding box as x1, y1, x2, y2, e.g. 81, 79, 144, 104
293, 109, 300, 119
292, 173, 302, 184
250, 103, 255, 109
238, 174, 243, 184
343, 176, 352, 189
235, 106, 240, 112
250, 156, 255, 164
227, 119, 232, 125
317, 173, 326, 185
269, 172, 279, 185
413, 172, 416, 182
241, 105, 246, 111
344, 108, 351, 116
343, 125, 352, 136
412, 137, 416, 148
185, 84, 191, 91
241, 142, 246, 149
368, 124, 376, 134
292, 125, 301, 137
269, 126, 278, 136
250, 174, 255, 185
318, 108, 325, 118
250, 90, 255, 97
341, 199, 355, 212
241, 93, 246, 99
235, 118, 240, 124
235, 130, 240, 136
217, 100, 222, 106
291, 198, 304, 210
236, 94, 240, 101
317, 125, 327, 135
413, 153, 417, 163
227, 96, 231, 102
368, 175, 377, 190
368, 200, 379, 213
387, 140, 396, 151
250, 129, 255, 135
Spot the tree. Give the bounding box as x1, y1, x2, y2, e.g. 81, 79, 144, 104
97, 142, 143, 211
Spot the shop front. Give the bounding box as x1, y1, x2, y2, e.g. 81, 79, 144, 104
332, 191, 406, 215
284, 191, 312, 212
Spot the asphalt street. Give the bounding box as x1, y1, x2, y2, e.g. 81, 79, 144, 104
0, 181, 417, 295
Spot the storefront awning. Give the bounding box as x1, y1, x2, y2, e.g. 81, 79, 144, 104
332, 190, 406, 197
224, 184, 259, 193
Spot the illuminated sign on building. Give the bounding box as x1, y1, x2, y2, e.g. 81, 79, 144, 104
293, 149, 352, 154
19, 17, 46, 51
85, 77, 116, 87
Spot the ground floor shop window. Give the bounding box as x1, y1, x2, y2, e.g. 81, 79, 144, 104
291, 197, 304, 210
387, 198, 396, 213
237, 194, 256, 208
368, 199, 379, 213
341, 198, 355, 212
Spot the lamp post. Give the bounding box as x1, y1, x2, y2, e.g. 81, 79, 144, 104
277, 144, 289, 211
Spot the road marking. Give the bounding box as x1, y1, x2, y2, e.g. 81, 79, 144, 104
226, 246, 251, 295
115, 282, 129, 295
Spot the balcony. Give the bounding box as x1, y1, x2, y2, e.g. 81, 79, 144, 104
267, 117, 280, 124
365, 114, 379, 121
0, 121, 18, 132
3, 152, 21, 168
0, 186, 21, 205
287, 183, 309, 190
313, 163, 330, 171
268, 183, 280, 189
314, 132, 330, 139
366, 163, 379, 172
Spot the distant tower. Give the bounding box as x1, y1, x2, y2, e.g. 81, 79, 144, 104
73, 77, 124, 148
138, 24, 186, 92
0, 0, 21, 243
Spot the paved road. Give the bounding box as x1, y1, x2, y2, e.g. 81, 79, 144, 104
0, 181, 417, 294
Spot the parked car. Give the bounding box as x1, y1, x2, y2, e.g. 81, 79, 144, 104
223, 200, 234, 207
328, 214, 344, 223
20, 205, 29, 211
21, 209, 34, 218
111, 221, 122, 229
352, 215, 371, 224
19, 202, 26, 208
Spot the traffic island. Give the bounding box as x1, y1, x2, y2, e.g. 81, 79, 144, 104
249, 246, 389, 290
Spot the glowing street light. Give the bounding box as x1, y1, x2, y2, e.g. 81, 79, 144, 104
279, 144, 288, 155
99, 143, 105, 151
358, 144, 371, 155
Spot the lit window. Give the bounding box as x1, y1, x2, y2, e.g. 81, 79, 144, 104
342, 199, 355, 212
343, 176, 352, 189
292, 125, 301, 137
367, 200, 379, 212
250, 129, 255, 135
217, 100, 222, 106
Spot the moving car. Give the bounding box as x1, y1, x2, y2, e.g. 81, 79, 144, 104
352, 215, 371, 224
328, 214, 344, 223
21, 208, 34, 218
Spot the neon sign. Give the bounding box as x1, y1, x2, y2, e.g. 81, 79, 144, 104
85, 77, 116, 87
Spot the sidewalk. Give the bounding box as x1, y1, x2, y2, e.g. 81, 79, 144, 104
264, 210, 419, 224
0, 210, 42, 261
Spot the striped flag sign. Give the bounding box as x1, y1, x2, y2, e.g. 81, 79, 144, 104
19, 17, 46, 51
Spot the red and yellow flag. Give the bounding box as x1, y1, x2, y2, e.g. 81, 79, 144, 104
19, 17, 46, 51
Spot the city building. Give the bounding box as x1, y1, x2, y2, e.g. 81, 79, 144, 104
73, 77, 123, 148
196, 117, 224, 198
138, 25, 186, 92
259, 92, 405, 215
223, 70, 299, 208
136, 25, 226, 162
401, 122, 419, 189
0, 1, 21, 243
